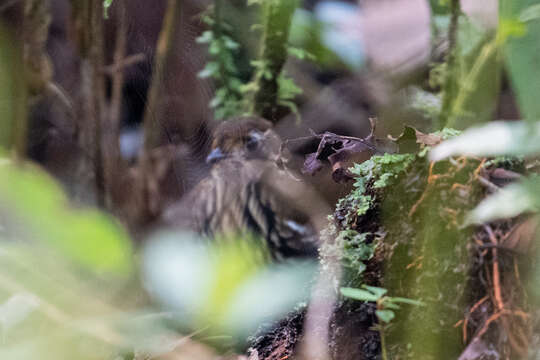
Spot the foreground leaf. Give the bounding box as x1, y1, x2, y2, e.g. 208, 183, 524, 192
467, 177, 540, 224
0, 161, 132, 275
430, 120, 540, 161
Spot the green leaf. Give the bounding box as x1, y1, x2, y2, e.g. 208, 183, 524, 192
340, 287, 380, 302
376, 309, 395, 323
197, 62, 219, 79
363, 285, 388, 298
223, 37, 240, 50
103, 0, 113, 19
383, 302, 401, 310
143, 232, 316, 340
196, 31, 214, 44
501, 0, 540, 122
467, 177, 540, 224
519, 3, 540, 22
0, 161, 132, 275
430, 120, 540, 161
389, 297, 425, 306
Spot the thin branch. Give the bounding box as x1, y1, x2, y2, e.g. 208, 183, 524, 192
102, 53, 146, 75
142, 0, 183, 150
103, 0, 128, 209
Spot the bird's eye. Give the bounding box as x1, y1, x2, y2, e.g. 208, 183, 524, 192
245, 131, 263, 151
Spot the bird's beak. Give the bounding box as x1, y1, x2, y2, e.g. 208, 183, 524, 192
206, 147, 226, 163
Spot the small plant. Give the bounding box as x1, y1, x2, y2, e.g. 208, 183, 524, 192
197, 0, 306, 121
341, 285, 424, 360
196, 10, 245, 119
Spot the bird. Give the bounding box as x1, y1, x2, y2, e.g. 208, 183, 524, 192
162, 116, 321, 260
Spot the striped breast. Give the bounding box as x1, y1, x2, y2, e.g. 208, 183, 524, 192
165, 158, 319, 260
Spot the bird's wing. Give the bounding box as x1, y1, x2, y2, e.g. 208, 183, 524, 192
243, 163, 328, 259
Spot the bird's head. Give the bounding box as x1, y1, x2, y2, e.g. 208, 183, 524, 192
206, 117, 281, 164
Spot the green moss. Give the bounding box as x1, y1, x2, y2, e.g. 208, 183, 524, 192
320, 153, 416, 285
350, 154, 416, 190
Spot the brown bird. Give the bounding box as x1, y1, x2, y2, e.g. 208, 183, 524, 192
162, 116, 320, 260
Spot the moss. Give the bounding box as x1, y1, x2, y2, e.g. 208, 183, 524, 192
320, 153, 416, 286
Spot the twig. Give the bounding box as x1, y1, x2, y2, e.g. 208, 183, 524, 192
462, 295, 488, 342
483, 225, 504, 312
477, 176, 500, 193
103, 0, 128, 209
142, 0, 182, 150
102, 53, 146, 75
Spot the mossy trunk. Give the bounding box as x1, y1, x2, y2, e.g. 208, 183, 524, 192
380, 159, 483, 358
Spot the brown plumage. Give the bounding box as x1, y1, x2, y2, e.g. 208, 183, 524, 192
162, 116, 319, 260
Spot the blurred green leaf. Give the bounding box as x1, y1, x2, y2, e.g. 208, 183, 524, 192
0, 161, 132, 275
103, 0, 113, 18
143, 232, 316, 343
430, 120, 540, 160
519, 3, 540, 22
0, 293, 40, 332
500, 0, 540, 122
468, 177, 539, 224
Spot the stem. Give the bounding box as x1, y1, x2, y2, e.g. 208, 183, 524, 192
138, 0, 183, 221
71, 0, 106, 206
251, 0, 299, 122
0, 4, 26, 157
380, 326, 388, 360
142, 0, 183, 150
447, 39, 499, 128
103, 0, 128, 209
439, 0, 461, 130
